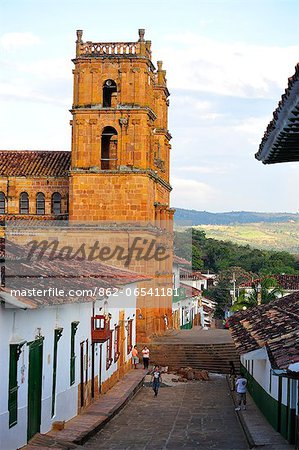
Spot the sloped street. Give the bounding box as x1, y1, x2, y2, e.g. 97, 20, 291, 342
84, 374, 248, 450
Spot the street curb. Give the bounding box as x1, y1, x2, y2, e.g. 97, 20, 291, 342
73, 374, 146, 445
226, 376, 256, 449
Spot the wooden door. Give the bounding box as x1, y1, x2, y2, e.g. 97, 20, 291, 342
27, 338, 43, 441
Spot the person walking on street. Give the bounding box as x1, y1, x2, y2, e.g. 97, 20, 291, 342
151, 365, 162, 397
132, 345, 139, 369
142, 345, 150, 370
235, 374, 247, 411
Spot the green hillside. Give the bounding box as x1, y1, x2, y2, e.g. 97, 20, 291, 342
195, 222, 299, 255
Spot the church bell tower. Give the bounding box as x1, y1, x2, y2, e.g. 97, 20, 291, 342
69, 29, 174, 340
70, 29, 173, 224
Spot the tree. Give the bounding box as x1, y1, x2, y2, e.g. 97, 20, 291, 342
204, 280, 232, 319
230, 277, 283, 312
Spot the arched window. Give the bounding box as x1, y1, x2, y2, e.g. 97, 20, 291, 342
101, 127, 118, 170
19, 192, 29, 214
66, 193, 69, 214
51, 192, 61, 215
0, 192, 5, 214
36, 192, 45, 215
103, 79, 117, 107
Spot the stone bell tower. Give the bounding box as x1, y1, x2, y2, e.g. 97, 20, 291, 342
69, 29, 174, 340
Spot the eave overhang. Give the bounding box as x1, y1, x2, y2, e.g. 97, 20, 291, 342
256, 63, 299, 164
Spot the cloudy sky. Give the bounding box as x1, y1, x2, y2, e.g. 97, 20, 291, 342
1, 0, 299, 212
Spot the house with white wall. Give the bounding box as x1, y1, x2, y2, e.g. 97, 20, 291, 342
229, 292, 299, 444
0, 239, 145, 450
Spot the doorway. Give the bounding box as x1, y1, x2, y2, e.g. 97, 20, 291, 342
27, 338, 43, 441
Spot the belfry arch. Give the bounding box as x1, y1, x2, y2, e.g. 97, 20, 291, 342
103, 79, 117, 107
101, 126, 118, 170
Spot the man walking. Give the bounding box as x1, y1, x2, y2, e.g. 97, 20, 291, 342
235, 374, 247, 411
151, 365, 162, 397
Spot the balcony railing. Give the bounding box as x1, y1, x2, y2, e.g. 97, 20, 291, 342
81, 42, 138, 56
91, 315, 111, 343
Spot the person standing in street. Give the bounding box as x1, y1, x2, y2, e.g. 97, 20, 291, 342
142, 345, 150, 370
132, 345, 139, 369
151, 365, 162, 397
235, 374, 247, 410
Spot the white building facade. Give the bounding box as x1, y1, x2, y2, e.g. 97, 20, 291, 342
0, 285, 138, 450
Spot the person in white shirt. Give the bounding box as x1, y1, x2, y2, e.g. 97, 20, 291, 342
142, 346, 150, 370
235, 375, 247, 411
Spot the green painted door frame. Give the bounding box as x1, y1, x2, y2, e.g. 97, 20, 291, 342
27, 337, 44, 442
51, 328, 63, 417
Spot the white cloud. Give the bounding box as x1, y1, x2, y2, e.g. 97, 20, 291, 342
170, 177, 217, 209
17, 58, 71, 80
233, 116, 269, 135
176, 164, 235, 175
0, 81, 69, 105
158, 33, 299, 98
0, 32, 41, 51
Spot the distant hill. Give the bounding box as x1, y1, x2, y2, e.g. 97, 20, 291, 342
174, 208, 299, 225
196, 222, 299, 255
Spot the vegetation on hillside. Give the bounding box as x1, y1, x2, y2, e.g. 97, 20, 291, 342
175, 228, 299, 318
195, 222, 299, 254
175, 228, 299, 275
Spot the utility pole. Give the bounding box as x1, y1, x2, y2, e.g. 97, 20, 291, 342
231, 272, 236, 305
257, 282, 262, 306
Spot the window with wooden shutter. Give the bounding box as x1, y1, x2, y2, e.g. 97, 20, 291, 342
70, 322, 79, 386
8, 343, 25, 428
114, 325, 120, 362
51, 328, 63, 417
106, 331, 113, 369
127, 319, 133, 354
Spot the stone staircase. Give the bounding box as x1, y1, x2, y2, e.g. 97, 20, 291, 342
142, 343, 240, 374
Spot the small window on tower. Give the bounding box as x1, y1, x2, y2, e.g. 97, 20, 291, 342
103, 79, 117, 107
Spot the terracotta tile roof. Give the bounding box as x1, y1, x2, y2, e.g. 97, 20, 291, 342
1, 239, 151, 307
180, 268, 208, 280
0, 150, 70, 176
173, 255, 191, 266
274, 274, 299, 291
255, 63, 299, 164
239, 274, 299, 291
180, 282, 201, 298
228, 291, 299, 369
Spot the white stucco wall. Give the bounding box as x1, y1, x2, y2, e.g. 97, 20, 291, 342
241, 353, 290, 407
0, 283, 137, 450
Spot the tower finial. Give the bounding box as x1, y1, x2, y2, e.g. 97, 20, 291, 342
76, 30, 83, 57
76, 29, 83, 43
157, 60, 163, 71
138, 29, 145, 42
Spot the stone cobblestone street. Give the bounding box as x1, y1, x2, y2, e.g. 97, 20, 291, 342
84, 374, 248, 450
